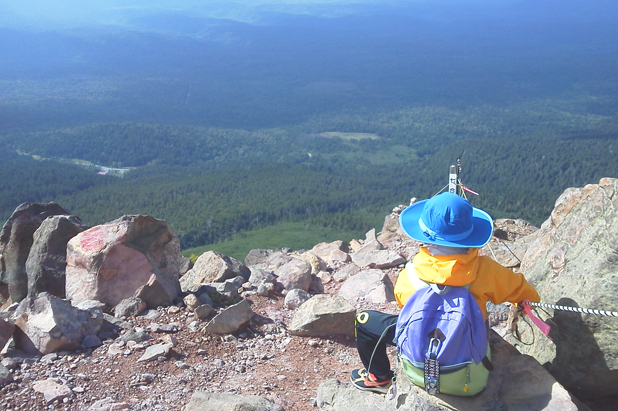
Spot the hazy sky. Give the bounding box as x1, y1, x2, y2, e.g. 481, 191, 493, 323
0, 0, 528, 29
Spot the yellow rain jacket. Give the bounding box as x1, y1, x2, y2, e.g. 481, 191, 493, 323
394, 247, 540, 320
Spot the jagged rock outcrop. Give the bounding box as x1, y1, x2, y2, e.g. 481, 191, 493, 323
483, 218, 538, 269
180, 251, 250, 292
65, 215, 181, 308
317, 331, 583, 411
507, 178, 618, 401
26, 215, 88, 299
0, 202, 71, 303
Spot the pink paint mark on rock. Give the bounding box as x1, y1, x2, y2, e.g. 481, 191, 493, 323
80, 227, 106, 253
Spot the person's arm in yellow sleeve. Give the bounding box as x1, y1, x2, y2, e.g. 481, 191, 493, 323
472, 257, 540, 306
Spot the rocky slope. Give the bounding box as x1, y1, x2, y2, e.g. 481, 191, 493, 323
1, 179, 618, 411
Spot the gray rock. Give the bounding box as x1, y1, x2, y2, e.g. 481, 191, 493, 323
338, 269, 395, 304
486, 302, 511, 328
351, 239, 405, 269
214, 276, 245, 294
25, 214, 87, 299
317, 331, 581, 411
66, 215, 181, 307
97, 313, 128, 341
0, 364, 13, 386
134, 274, 174, 309
75, 300, 106, 311
117, 331, 151, 343
88, 397, 131, 411
333, 263, 360, 282
184, 294, 201, 311
257, 282, 274, 297
0, 202, 70, 303
203, 299, 254, 334
365, 228, 376, 242
0, 317, 15, 351
310, 241, 350, 265
289, 294, 356, 337
197, 292, 215, 307
184, 391, 284, 411
298, 251, 327, 275
32, 378, 73, 404
195, 304, 216, 321
274, 258, 312, 292
317, 271, 333, 285
179, 255, 193, 277
82, 334, 102, 348
309, 274, 324, 294
142, 309, 162, 320
248, 267, 277, 286
149, 323, 179, 333
1, 357, 22, 370
180, 251, 250, 292
512, 178, 618, 399
114, 297, 147, 318
244, 249, 272, 269
376, 207, 409, 248
12, 293, 103, 354
137, 342, 173, 362
483, 219, 539, 269
284, 289, 311, 310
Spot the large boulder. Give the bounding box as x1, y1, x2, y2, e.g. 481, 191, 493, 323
273, 258, 312, 292
338, 269, 395, 304
26, 215, 88, 299
0, 202, 70, 303
288, 294, 356, 337
11, 293, 103, 354
65, 215, 181, 307
317, 331, 582, 411
180, 251, 250, 292
513, 178, 618, 401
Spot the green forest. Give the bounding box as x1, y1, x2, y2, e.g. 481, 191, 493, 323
2, 97, 616, 255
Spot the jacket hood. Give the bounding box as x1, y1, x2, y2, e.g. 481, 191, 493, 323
413, 246, 480, 286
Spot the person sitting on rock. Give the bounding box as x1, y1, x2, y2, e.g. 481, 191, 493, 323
350, 192, 540, 394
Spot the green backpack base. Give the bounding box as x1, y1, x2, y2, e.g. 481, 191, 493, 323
399, 345, 491, 396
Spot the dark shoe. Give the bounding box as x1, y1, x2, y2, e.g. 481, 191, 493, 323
350, 368, 392, 394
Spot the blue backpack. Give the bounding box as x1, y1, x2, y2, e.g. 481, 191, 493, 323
395, 282, 492, 396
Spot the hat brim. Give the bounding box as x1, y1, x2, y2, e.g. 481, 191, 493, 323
399, 199, 494, 248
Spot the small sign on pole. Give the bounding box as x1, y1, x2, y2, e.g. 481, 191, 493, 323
448, 165, 457, 194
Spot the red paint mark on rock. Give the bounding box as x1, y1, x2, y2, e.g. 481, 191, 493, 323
80, 227, 106, 252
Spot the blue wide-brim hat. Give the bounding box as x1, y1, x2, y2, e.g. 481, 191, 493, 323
399, 192, 494, 248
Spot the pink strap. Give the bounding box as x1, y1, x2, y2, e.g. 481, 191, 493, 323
522, 301, 552, 340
